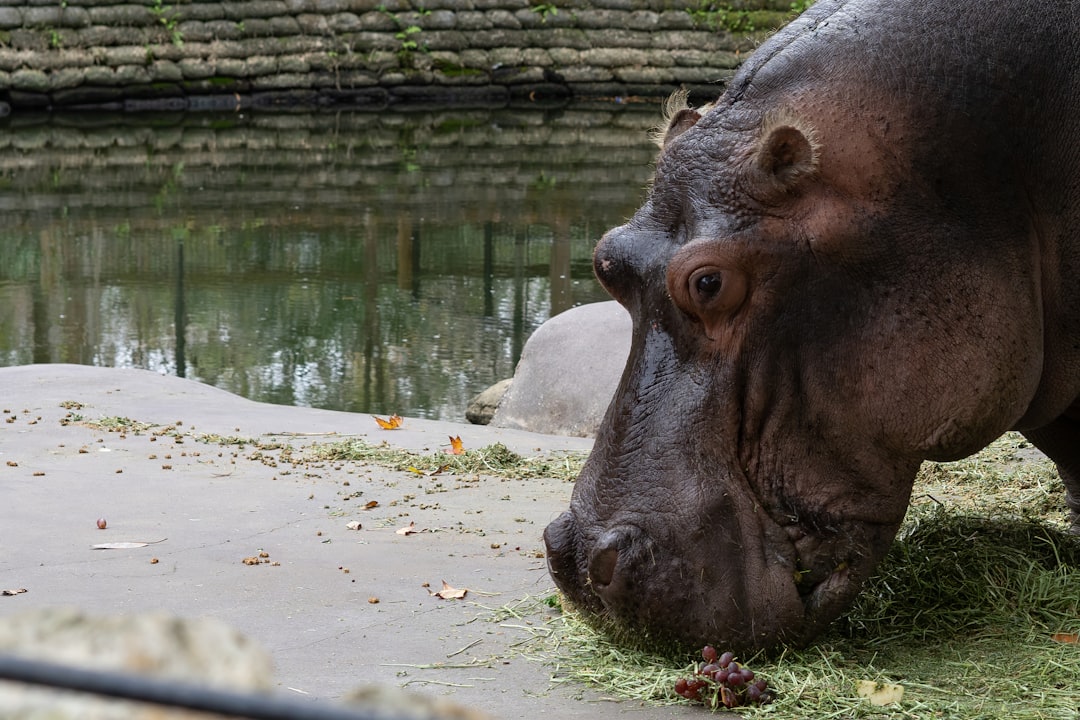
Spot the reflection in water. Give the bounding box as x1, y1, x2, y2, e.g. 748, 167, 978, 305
0, 108, 658, 420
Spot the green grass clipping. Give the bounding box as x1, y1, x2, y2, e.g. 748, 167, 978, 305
501, 433, 1080, 718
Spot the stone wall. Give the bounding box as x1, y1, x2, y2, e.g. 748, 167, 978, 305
0, 0, 797, 112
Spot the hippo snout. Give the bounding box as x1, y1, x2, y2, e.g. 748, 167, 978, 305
545, 515, 666, 621
543, 511, 579, 587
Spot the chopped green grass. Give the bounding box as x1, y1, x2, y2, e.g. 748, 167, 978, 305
306, 439, 584, 482
82, 415, 157, 434
497, 433, 1080, 718
74, 412, 585, 481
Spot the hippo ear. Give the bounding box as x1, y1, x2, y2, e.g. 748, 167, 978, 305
664, 109, 703, 145
651, 88, 703, 149
753, 109, 820, 189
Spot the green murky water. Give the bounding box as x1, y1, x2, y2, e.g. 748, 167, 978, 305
0, 107, 657, 420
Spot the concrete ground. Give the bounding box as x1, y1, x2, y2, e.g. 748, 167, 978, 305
0, 365, 694, 720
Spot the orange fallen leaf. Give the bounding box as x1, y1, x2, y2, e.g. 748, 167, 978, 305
431, 580, 468, 600
373, 414, 403, 430
447, 435, 464, 455
1051, 632, 1079, 644
364, 500, 379, 510
395, 522, 419, 536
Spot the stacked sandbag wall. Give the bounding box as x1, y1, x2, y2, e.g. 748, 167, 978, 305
0, 0, 801, 112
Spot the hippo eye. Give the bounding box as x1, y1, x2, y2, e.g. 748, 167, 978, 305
666, 245, 749, 339
693, 271, 723, 300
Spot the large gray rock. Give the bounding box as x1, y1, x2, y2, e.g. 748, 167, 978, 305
466, 377, 512, 425
491, 300, 630, 437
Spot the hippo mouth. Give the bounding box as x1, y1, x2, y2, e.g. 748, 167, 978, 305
544, 498, 892, 653
544, 507, 817, 652
786, 523, 859, 598
780, 508, 905, 639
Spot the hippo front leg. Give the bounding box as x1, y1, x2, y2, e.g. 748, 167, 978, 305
1022, 413, 1080, 535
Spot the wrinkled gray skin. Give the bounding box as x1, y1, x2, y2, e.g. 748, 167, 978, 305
544, 0, 1080, 653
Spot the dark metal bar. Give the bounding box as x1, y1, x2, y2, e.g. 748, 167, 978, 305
0, 653, 437, 720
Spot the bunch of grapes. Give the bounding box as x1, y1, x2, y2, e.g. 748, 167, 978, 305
674, 645, 774, 709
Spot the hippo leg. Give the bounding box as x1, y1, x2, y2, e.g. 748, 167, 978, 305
1021, 414, 1080, 535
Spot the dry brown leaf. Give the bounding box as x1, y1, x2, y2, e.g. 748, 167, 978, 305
432, 580, 468, 600
1051, 632, 1079, 644
364, 500, 379, 510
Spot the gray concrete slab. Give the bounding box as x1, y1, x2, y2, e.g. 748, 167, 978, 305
0, 365, 691, 719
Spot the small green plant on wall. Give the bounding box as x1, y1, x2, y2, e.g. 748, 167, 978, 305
396, 24, 421, 52
150, 0, 184, 47
377, 4, 429, 61
530, 2, 558, 22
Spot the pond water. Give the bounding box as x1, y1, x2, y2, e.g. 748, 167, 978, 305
0, 106, 659, 421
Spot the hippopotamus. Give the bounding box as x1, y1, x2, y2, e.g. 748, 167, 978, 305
543, 0, 1080, 653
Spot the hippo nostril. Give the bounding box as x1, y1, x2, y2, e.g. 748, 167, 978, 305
588, 546, 619, 587
588, 527, 637, 589
592, 226, 646, 307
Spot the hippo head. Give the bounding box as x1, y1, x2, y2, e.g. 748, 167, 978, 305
542, 91, 1043, 652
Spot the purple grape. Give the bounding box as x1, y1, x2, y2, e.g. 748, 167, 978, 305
677, 651, 772, 707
